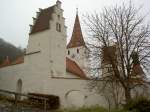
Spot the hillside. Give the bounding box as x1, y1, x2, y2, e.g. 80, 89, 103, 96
0, 38, 24, 64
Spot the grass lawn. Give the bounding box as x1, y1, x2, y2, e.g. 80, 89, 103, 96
53, 106, 128, 112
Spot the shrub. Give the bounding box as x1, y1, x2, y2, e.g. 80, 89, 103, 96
110, 108, 128, 112
0, 94, 14, 103
124, 96, 150, 112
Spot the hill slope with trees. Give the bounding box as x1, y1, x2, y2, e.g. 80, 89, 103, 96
0, 38, 24, 64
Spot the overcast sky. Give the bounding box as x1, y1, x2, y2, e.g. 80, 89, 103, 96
0, 0, 150, 48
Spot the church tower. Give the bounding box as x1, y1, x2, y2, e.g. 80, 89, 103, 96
26, 0, 67, 77
67, 10, 87, 73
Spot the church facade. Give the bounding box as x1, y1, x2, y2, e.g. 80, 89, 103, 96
0, 1, 107, 108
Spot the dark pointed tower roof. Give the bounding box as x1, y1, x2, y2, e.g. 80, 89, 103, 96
67, 10, 85, 48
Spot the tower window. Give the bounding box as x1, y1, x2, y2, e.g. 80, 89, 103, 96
68, 50, 70, 55
58, 15, 60, 20
77, 49, 79, 54
56, 23, 61, 32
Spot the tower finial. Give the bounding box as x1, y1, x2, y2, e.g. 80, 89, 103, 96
56, 0, 61, 8
76, 7, 78, 15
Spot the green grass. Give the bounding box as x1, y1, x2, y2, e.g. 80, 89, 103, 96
110, 108, 129, 112
63, 106, 107, 112
53, 106, 106, 112
54, 106, 129, 112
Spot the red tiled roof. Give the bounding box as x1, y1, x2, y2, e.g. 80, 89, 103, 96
11, 56, 24, 65
66, 57, 88, 79
130, 62, 145, 84
0, 52, 144, 81
30, 6, 54, 34
131, 64, 144, 76
0, 56, 87, 79
67, 14, 85, 48
0, 56, 10, 68
0, 56, 24, 68
129, 64, 145, 84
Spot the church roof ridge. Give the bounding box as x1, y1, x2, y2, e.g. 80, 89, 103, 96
67, 12, 85, 48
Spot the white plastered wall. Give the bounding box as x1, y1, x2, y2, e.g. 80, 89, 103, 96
42, 76, 108, 108
0, 64, 108, 108
67, 46, 89, 77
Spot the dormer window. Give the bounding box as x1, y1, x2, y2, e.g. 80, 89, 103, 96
68, 50, 70, 55
56, 23, 61, 32
77, 49, 79, 54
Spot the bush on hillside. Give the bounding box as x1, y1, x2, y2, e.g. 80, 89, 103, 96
0, 38, 24, 64
124, 96, 150, 112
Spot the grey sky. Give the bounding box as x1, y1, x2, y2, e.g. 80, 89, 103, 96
0, 0, 150, 48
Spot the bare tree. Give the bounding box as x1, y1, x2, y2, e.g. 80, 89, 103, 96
84, 2, 150, 103
88, 79, 124, 108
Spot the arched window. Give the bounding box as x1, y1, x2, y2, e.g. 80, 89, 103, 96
77, 49, 79, 54
16, 79, 23, 100
68, 50, 70, 55
16, 79, 22, 93
56, 22, 61, 32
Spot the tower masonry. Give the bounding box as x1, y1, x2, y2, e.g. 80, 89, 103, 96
26, 0, 67, 77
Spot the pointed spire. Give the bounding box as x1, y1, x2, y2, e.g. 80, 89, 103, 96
67, 11, 85, 48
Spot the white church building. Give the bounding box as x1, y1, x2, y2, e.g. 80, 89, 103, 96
0, 1, 108, 108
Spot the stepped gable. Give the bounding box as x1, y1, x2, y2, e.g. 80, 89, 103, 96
30, 6, 55, 34
66, 57, 88, 79
67, 13, 85, 48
